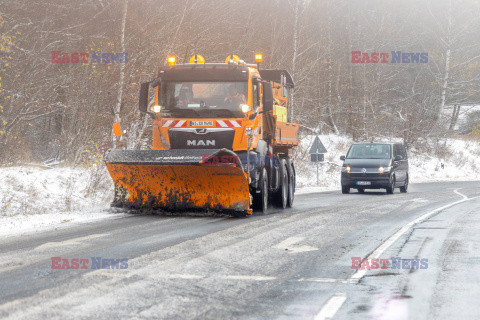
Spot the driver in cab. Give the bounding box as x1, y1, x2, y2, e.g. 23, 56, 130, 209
178, 86, 195, 107
224, 85, 246, 105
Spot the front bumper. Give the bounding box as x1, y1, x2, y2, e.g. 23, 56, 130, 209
341, 172, 391, 189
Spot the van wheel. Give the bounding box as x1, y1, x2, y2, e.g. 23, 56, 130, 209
254, 167, 269, 214
386, 175, 395, 194
342, 186, 350, 194
400, 175, 408, 193
273, 159, 288, 209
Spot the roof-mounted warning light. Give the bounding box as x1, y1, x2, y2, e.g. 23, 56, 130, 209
225, 54, 240, 64
255, 53, 262, 69
167, 56, 176, 66
189, 54, 205, 64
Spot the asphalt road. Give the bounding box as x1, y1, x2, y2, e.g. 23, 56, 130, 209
1, 181, 479, 319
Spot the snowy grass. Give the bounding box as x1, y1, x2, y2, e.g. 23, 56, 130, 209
409, 138, 480, 182
293, 134, 351, 193
1, 135, 479, 237
294, 134, 480, 193
0, 165, 121, 238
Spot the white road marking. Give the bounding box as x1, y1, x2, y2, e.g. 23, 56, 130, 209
314, 293, 347, 320
223, 275, 276, 281
298, 278, 356, 284
35, 233, 107, 250
148, 274, 276, 281
411, 198, 429, 203
152, 274, 205, 280
274, 236, 318, 253
100, 273, 357, 283
83, 271, 129, 278
454, 189, 468, 200
351, 189, 475, 280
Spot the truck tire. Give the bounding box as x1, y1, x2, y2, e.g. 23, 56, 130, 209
286, 158, 295, 208
254, 167, 269, 214
273, 159, 288, 209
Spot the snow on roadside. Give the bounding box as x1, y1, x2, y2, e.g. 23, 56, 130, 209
0, 165, 123, 238
409, 138, 480, 182
294, 134, 480, 193
1, 135, 479, 238
293, 134, 351, 194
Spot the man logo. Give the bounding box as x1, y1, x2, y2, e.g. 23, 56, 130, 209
187, 140, 215, 146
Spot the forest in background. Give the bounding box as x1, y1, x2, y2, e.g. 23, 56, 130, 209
1, 0, 480, 164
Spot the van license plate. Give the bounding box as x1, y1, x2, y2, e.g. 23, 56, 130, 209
356, 181, 371, 186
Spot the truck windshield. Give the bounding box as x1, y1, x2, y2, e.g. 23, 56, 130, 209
346, 144, 391, 159
159, 81, 247, 118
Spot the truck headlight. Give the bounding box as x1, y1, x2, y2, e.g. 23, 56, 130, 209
240, 104, 250, 113
153, 105, 161, 113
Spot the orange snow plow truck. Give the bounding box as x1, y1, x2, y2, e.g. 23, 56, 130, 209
105, 54, 299, 216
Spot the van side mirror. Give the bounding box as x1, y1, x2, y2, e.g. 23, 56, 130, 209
262, 82, 273, 112
340, 155, 345, 161
139, 82, 150, 113
394, 155, 403, 161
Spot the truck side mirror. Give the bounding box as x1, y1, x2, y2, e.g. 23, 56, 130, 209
139, 82, 150, 113
262, 82, 273, 112
394, 155, 403, 161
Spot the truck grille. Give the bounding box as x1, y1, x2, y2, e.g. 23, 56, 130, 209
168, 128, 235, 149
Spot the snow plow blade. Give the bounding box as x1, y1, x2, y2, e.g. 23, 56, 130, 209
105, 149, 251, 214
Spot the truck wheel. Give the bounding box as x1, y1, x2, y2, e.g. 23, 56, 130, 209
273, 159, 288, 209
254, 167, 269, 214
286, 159, 295, 208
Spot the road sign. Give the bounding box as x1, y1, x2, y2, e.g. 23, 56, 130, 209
309, 136, 327, 154
311, 154, 324, 162
309, 136, 327, 185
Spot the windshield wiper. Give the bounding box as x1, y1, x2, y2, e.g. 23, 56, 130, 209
163, 108, 201, 117
208, 109, 238, 117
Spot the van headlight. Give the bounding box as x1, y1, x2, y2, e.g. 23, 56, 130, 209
342, 166, 351, 173
379, 166, 391, 173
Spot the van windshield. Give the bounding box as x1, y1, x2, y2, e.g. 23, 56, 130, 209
346, 144, 391, 159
